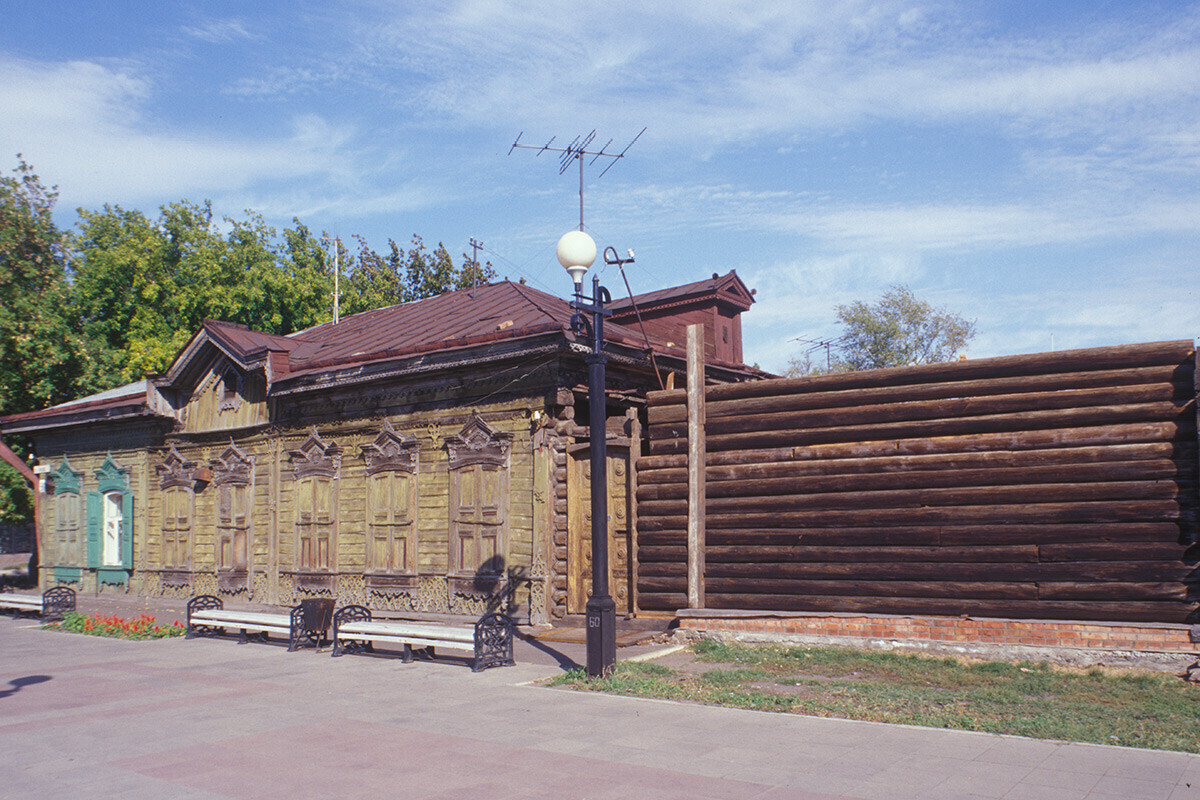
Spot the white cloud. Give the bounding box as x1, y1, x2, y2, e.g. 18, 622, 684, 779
182, 18, 255, 44
0, 56, 362, 210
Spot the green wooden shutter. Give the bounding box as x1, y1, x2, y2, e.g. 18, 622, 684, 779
86, 491, 101, 569
121, 492, 134, 570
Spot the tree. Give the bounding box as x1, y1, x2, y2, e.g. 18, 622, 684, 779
0, 157, 89, 414
0, 157, 89, 529
787, 284, 976, 376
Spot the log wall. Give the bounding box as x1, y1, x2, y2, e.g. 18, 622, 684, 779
637, 341, 1200, 623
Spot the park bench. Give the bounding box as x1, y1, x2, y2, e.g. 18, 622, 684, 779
0, 586, 76, 622
185, 595, 334, 652
331, 605, 514, 672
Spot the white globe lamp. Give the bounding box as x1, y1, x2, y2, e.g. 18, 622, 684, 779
556, 230, 596, 294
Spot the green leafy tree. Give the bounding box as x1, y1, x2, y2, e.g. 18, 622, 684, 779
0, 158, 91, 413
787, 284, 976, 376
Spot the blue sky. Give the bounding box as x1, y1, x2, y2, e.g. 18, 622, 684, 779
2, 1, 1197, 373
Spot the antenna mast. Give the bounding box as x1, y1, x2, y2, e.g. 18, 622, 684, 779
509, 127, 645, 231
323, 236, 341, 324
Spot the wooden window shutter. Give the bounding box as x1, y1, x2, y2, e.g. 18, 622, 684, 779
86, 491, 101, 568
121, 492, 134, 570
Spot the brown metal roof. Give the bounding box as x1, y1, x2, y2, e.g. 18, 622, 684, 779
608, 270, 753, 315
281, 281, 671, 372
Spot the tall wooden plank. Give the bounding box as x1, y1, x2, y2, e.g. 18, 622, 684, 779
686, 323, 706, 610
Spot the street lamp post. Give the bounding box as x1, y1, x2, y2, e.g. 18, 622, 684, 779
556, 230, 616, 678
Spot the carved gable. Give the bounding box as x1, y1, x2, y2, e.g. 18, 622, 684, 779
445, 414, 512, 469
360, 420, 419, 475
288, 428, 342, 479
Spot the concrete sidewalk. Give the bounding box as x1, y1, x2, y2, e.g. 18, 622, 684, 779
1, 615, 1197, 800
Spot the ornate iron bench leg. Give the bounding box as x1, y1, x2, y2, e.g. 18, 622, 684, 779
473, 612, 515, 671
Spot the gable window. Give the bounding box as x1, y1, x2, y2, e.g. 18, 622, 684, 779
288, 429, 340, 573
361, 421, 419, 575
218, 367, 244, 413
445, 415, 511, 577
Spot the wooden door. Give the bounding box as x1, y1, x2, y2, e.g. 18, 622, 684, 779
567, 443, 632, 615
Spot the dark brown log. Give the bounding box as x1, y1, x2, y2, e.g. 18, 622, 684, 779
694, 593, 1197, 623
638, 442, 1185, 487
647, 364, 1194, 425
639, 422, 1193, 470
637, 460, 1189, 502
674, 560, 1192, 583
694, 578, 1042, 600
1039, 541, 1192, 562
701, 384, 1183, 438
683, 500, 1190, 526
638, 544, 1041, 564
1038, 582, 1189, 601
638, 480, 1185, 517
649, 402, 1194, 455
637, 522, 1190, 548
646, 340, 1195, 405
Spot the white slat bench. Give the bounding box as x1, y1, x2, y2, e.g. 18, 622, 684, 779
331, 605, 514, 671
185, 595, 333, 652
0, 586, 76, 621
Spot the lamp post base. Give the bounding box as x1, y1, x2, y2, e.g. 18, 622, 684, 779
585, 593, 617, 678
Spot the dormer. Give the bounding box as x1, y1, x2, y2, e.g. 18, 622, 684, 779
607, 270, 755, 365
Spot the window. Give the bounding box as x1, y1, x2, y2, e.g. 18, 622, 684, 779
156, 446, 195, 569
288, 428, 340, 573
102, 491, 123, 567
161, 486, 191, 568
445, 415, 511, 576
450, 462, 505, 574
51, 456, 84, 566
210, 442, 254, 574
88, 453, 131, 577
216, 482, 249, 571
361, 421, 419, 575
296, 476, 334, 570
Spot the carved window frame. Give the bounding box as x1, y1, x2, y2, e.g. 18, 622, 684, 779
288, 429, 340, 572
211, 442, 254, 573
445, 415, 512, 577
50, 457, 83, 559
155, 446, 196, 570
360, 420, 419, 576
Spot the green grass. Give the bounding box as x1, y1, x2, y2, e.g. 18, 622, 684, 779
548, 640, 1200, 753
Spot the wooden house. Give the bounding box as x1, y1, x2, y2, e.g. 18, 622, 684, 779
1, 275, 762, 623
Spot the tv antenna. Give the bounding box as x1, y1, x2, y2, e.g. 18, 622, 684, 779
509, 127, 645, 231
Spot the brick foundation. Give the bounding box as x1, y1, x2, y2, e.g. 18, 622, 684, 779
676, 610, 1197, 656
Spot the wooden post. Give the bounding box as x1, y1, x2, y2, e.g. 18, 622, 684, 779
686, 324, 706, 609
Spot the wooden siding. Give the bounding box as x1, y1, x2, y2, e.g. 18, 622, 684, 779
180, 362, 268, 433
638, 341, 1200, 624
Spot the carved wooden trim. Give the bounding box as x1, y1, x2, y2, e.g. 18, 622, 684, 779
445, 414, 512, 469
288, 428, 341, 479
156, 445, 197, 490
95, 453, 129, 494
50, 456, 82, 496
360, 420, 419, 475
211, 441, 254, 486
